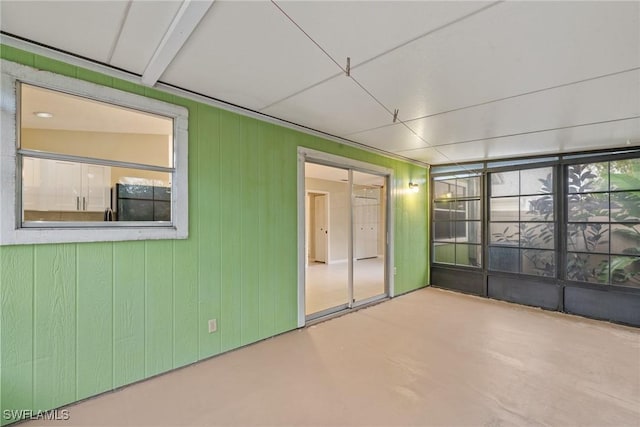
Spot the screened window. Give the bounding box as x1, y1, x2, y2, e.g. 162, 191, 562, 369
566, 159, 640, 287
488, 167, 555, 277
432, 175, 481, 267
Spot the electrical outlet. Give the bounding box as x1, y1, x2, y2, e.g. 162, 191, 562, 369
394, 266, 397, 276
208, 319, 217, 333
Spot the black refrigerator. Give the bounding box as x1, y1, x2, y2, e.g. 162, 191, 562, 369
114, 183, 171, 221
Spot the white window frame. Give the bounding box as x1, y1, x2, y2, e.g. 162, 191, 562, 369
0, 59, 189, 245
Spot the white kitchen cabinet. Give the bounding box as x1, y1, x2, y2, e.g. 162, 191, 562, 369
22, 157, 111, 212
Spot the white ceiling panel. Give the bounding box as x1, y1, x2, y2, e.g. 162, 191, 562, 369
352, 1, 640, 122
405, 119, 640, 165
261, 76, 392, 136
366, 69, 640, 148
349, 122, 429, 154
160, 1, 340, 111
274, 1, 493, 69
109, 1, 183, 74
0, 0, 129, 63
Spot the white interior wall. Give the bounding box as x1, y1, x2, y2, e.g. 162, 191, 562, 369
305, 177, 349, 263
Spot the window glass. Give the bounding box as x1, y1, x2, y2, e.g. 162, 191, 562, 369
21, 84, 173, 168
490, 222, 519, 246
521, 195, 554, 221
456, 244, 481, 267
491, 171, 519, 197
434, 243, 456, 264
567, 163, 609, 193
566, 159, 640, 287
567, 193, 609, 222
490, 197, 519, 221
20, 83, 174, 224
434, 179, 456, 199
488, 166, 555, 277
456, 176, 481, 198
520, 167, 553, 195
432, 174, 482, 267
488, 247, 519, 273
567, 253, 609, 284
464, 221, 482, 244
610, 158, 640, 190
566, 223, 609, 253
521, 249, 555, 277
520, 223, 554, 249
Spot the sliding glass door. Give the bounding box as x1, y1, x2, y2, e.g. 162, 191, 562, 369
353, 171, 386, 304
304, 162, 388, 319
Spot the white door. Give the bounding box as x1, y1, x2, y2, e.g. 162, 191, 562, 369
314, 194, 328, 263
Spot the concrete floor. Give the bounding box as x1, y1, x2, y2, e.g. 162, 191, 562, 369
305, 257, 385, 315
22, 288, 640, 426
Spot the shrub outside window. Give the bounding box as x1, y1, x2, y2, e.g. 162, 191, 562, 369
566, 159, 640, 288
488, 167, 556, 277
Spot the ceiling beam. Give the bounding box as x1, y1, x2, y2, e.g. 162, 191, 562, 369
141, 0, 214, 87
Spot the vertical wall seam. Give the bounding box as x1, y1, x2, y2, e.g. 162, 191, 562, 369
172, 240, 176, 368
31, 246, 35, 411
143, 242, 147, 376
218, 116, 222, 351
111, 243, 115, 390
195, 104, 201, 359
74, 244, 79, 401
240, 127, 244, 345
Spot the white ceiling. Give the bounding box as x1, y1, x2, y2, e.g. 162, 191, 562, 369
2, 0, 639, 165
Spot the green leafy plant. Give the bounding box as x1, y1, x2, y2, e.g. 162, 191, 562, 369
491, 172, 555, 276
567, 161, 640, 287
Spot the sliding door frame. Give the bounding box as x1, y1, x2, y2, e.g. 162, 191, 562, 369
297, 147, 395, 327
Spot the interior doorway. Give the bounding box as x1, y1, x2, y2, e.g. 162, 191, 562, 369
301, 154, 391, 322
306, 192, 329, 264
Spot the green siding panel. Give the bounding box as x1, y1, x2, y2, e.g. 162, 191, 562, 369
113, 242, 145, 388
258, 124, 279, 338
0, 44, 34, 66
174, 238, 199, 368
33, 245, 76, 411
219, 110, 243, 352
196, 104, 222, 359
0, 46, 429, 423
144, 241, 174, 377
0, 246, 34, 424
240, 117, 261, 346
76, 243, 113, 400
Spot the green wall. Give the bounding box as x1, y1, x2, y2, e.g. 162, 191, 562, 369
0, 45, 429, 425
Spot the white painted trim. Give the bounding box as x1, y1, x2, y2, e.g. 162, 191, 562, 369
0, 59, 189, 245
296, 151, 306, 328
0, 34, 430, 169
141, 0, 215, 86
297, 147, 396, 324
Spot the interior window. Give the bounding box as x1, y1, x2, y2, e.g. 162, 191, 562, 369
0, 59, 188, 245
20, 83, 174, 224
